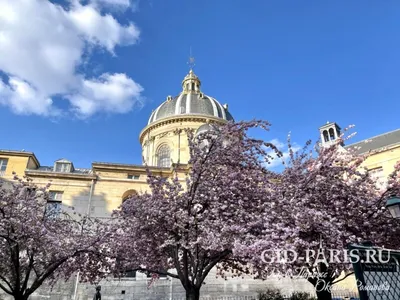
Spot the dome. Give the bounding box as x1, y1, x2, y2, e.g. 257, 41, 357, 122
148, 70, 234, 125
195, 123, 220, 136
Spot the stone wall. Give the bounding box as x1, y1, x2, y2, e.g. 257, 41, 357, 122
0, 275, 318, 300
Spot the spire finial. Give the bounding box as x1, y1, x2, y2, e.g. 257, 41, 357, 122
187, 46, 195, 70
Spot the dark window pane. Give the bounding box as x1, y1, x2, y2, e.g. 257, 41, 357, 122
0, 158, 8, 171
46, 201, 61, 218
157, 145, 170, 168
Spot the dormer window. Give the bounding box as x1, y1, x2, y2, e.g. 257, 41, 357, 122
53, 159, 74, 173
55, 163, 70, 172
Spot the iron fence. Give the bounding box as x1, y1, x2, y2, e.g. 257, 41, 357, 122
349, 244, 400, 300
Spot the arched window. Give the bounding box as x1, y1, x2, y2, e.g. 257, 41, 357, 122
323, 130, 329, 142
122, 190, 138, 203
157, 144, 171, 168
329, 128, 335, 140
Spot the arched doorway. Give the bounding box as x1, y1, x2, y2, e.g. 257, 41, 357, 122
121, 189, 138, 203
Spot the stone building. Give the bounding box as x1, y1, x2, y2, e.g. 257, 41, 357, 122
0, 69, 234, 221
1, 70, 399, 299
319, 122, 400, 185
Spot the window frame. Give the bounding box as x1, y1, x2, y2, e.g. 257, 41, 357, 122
54, 162, 71, 173
46, 200, 62, 218
46, 191, 63, 218
0, 158, 8, 174
49, 191, 64, 201
156, 144, 171, 168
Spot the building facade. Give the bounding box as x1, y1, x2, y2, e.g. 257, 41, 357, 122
1, 72, 400, 299
319, 122, 400, 185
0, 69, 234, 221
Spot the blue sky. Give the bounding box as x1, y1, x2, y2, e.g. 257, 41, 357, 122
1, 0, 400, 168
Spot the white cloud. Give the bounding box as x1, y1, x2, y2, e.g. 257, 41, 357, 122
69, 1, 139, 52
0, 0, 142, 118
0, 77, 59, 116
266, 138, 301, 168
68, 73, 143, 117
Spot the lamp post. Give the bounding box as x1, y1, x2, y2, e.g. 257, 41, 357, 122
386, 196, 400, 219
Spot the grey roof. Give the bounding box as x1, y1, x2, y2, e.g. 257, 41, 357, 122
148, 92, 234, 125
345, 128, 400, 155
30, 166, 93, 174
55, 158, 72, 163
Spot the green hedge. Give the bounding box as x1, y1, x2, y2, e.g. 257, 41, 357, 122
257, 288, 317, 300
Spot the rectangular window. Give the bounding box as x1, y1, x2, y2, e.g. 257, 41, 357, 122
49, 191, 64, 201
0, 158, 8, 175
127, 174, 140, 180
46, 201, 62, 218
54, 163, 70, 172
46, 191, 63, 218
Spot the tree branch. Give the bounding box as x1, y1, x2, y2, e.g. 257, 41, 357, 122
0, 282, 13, 295
126, 267, 179, 279
332, 271, 354, 285
0, 273, 14, 294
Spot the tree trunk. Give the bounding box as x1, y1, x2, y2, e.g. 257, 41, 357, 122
314, 279, 333, 300
315, 289, 332, 300
13, 294, 29, 300
185, 286, 200, 300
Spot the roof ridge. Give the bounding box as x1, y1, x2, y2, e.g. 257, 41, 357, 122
346, 128, 400, 147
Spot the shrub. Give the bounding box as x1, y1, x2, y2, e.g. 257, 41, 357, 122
289, 291, 317, 300
257, 288, 285, 300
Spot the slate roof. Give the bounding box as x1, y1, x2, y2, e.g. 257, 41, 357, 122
148, 70, 234, 125
345, 129, 400, 155
31, 166, 93, 174
148, 93, 234, 125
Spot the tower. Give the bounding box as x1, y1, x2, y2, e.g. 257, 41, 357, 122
319, 122, 343, 147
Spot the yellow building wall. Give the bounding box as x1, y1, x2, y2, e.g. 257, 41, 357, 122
362, 144, 400, 177
140, 116, 227, 166
23, 166, 189, 218
334, 144, 400, 292
30, 176, 93, 210
0, 155, 30, 178
93, 167, 189, 215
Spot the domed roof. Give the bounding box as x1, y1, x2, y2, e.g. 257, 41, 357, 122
195, 123, 220, 136
148, 70, 234, 125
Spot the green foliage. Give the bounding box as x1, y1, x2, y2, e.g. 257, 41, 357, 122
257, 288, 285, 300
289, 291, 317, 300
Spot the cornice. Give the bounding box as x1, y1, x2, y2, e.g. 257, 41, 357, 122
25, 170, 96, 180
139, 115, 227, 144
92, 162, 190, 174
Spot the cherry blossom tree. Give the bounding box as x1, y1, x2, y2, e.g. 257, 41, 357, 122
244, 131, 400, 300
112, 121, 281, 300
111, 121, 400, 300
0, 176, 109, 300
